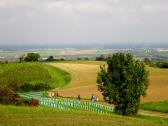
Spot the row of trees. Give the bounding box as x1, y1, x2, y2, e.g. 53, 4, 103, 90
144, 58, 168, 68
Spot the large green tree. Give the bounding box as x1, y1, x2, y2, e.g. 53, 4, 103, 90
25, 53, 40, 62
97, 53, 149, 116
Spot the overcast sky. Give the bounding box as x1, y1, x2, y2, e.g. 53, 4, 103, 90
0, 0, 168, 45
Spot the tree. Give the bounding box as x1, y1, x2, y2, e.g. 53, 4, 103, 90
46, 56, 54, 61
96, 55, 106, 61
19, 54, 26, 62
97, 53, 149, 116
143, 58, 151, 65
24, 53, 40, 62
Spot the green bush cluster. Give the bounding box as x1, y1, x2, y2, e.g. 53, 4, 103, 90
156, 62, 168, 68
19, 83, 52, 92
24, 53, 40, 62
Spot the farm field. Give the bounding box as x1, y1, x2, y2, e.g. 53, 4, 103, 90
1, 105, 168, 126
48, 61, 168, 103
0, 62, 70, 89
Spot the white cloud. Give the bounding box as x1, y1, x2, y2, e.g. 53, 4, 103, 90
143, 4, 168, 12
46, 1, 112, 13
0, 0, 34, 8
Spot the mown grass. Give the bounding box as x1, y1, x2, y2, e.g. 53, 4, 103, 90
140, 101, 168, 113
0, 105, 168, 126
0, 62, 71, 89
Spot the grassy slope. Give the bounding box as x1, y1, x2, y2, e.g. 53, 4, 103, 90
0, 105, 168, 126
140, 101, 168, 113
0, 62, 70, 88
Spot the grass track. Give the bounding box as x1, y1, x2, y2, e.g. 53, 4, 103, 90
0, 105, 168, 126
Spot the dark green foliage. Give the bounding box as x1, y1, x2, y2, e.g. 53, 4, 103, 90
25, 53, 40, 62
97, 53, 149, 116
19, 83, 52, 92
156, 62, 168, 68
143, 58, 151, 65
96, 55, 106, 61
46, 56, 54, 61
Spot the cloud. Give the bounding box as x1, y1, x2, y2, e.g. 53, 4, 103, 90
46, 1, 112, 13
0, 0, 34, 8
143, 4, 168, 12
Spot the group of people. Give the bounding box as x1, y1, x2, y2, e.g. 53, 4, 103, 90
51, 91, 99, 103
78, 94, 99, 103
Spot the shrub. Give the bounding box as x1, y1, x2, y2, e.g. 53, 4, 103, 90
0, 85, 39, 106
31, 99, 39, 106
96, 55, 106, 61
19, 83, 52, 92
8, 80, 19, 91
156, 62, 168, 68
0, 85, 20, 105
24, 53, 40, 62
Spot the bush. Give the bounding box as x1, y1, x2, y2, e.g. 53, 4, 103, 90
19, 83, 52, 92
0, 85, 39, 106
156, 62, 168, 68
8, 80, 19, 91
96, 55, 106, 61
25, 53, 40, 62
0, 85, 20, 105
31, 99, 39, 106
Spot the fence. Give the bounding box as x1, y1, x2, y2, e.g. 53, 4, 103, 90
20, 92, 114, 114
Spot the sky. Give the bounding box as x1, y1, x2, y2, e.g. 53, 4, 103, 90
0, 0, 168, 45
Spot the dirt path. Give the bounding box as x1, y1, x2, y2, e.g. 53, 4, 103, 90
48, 62, 103, 98
139, 110, 168, 118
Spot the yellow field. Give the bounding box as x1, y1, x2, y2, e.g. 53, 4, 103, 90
48, 61, 168, 103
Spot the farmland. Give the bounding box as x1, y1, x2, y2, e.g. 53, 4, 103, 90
0, 60, 168, 126
48, 61, 168, 103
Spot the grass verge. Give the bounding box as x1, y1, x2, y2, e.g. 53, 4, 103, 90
140, 101, 168, 113
0, 105, 168, 126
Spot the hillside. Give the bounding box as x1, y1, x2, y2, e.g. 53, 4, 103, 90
0, 62, 71, 90
0, 105, 168, 126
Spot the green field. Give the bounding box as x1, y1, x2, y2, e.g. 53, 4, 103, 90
0, 105, 168, 126
140, 101, 168, 113
0, 62, 71, 89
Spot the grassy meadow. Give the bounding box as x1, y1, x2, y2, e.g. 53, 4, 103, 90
0, 62, 71, 89
1, 105, 168, 126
